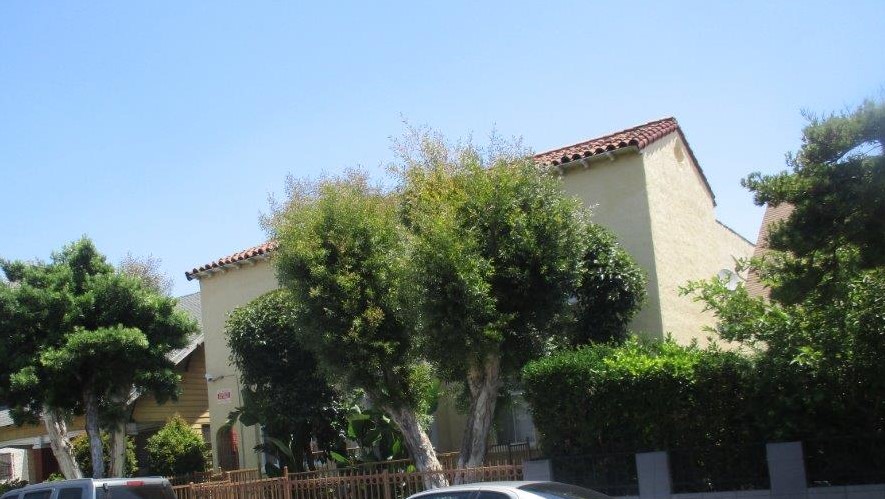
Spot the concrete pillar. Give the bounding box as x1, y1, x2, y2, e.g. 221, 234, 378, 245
636, 451, 672, 499
766, 441, 807, 499
523, 459, 554, 482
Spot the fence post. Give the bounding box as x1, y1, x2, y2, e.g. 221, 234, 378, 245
382, 470, 392, 499
636, 451, 672, 499
766, 442, 807, 499
523, 460, 554, 481
282, 466, 292, 499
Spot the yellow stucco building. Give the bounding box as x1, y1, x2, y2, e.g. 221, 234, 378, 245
185, 117, 755, 467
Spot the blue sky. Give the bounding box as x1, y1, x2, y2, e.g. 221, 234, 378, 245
1, 1, 883, 296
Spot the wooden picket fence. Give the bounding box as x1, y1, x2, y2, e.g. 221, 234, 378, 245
171, 464, 522, 499
169, 468, 263, 486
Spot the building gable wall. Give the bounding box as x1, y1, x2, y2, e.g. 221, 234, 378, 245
640, 133, 754, 344
198, 260, 278, 470
559, 150, 664, 338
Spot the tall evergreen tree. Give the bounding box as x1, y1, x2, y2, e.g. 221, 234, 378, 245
686, 100, 885, 439
0, 238, 196, 478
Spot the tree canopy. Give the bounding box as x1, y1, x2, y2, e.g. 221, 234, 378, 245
268, 128, 645, 476
742, 99, 884, 305
269, 172, 445, 485
685, 100, 885, 439
224, 289, 346, 473
0, 238, 197, 478
397, 131, 645, 466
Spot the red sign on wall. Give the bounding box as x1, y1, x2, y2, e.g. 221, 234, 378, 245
216, 389, 232, 404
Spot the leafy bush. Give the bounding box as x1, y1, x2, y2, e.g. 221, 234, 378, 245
523, 337, 757, 457
71, 433, 138, 477
0, 479, 27, 493
146, 415, 208, 476
523, 338, 767, 491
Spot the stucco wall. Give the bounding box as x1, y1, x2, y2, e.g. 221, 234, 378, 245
640, 133, 754, 345
196, 259, 278, 470
559, 151, 664, 338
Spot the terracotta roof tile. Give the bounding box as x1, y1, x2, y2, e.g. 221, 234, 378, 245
187, 117, 717, 280
532, 117, 715, 203
533, 117, 681, 166
185, 241, 277, 280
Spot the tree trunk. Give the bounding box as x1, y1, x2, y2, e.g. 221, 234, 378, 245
457, 353, 502, 470
382, 404, 448, 489
107, 419, 127, 477
107, 391, 131, 478
83, 388, 106, 478
42, 406, 83, 479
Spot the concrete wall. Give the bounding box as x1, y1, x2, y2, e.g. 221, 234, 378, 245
640, 133, 754, 345
196, 259, 278, 470
560, 151, 664, 338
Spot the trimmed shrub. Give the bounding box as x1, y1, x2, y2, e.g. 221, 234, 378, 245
71, 433, 138, 477
0, 479, 27, 493
523, 338, 766, 491
146, 415, 208, 476
523, 338, 756, 456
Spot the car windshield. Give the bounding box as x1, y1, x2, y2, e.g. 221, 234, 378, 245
96, 484, 173, 499
519, 483, 612, 499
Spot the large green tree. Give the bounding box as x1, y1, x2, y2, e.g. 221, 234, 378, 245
685, 100, 885, 438
270, 173, 446, 486
269, 131, 645, 479
224, 289, 345, 473
0, 238, 196, 478
398, 134, 645, 467
743, 99, 884, 305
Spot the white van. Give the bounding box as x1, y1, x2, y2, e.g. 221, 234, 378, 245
0, 478, 175, 499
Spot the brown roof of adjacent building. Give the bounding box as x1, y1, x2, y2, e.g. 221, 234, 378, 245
186, 117, 717, 280
185, 241, 277, 280
745, 203, 794, 298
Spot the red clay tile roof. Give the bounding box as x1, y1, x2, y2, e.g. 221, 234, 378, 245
745, 203, 794, 298
187, 117, 716, 280
532, 117, 715, 204
185, 241, 278, 280
533, 117, 680, 165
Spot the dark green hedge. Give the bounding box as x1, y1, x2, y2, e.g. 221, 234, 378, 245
522, 338, 767, 491
523, 338, 757, 456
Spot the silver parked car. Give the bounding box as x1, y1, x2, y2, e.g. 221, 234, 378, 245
0, 478, 176, 499
406, 481, 613, 499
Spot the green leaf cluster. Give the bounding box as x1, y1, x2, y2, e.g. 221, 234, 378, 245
523, 338, 756, 457
742, 100, 884, 305
224, 289, 347, 472
268, 131, 646, 469
71, 433, 138, 478
0, 237, 197, 476
683, 100, 885, 440
329, 404, 410, 467
272, 172, 438, 411
0, 479, 27, 494
145, 415, 208, 477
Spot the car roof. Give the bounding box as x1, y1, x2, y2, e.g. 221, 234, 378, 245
17, 477, 170, 492
409, 481, 550, 497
